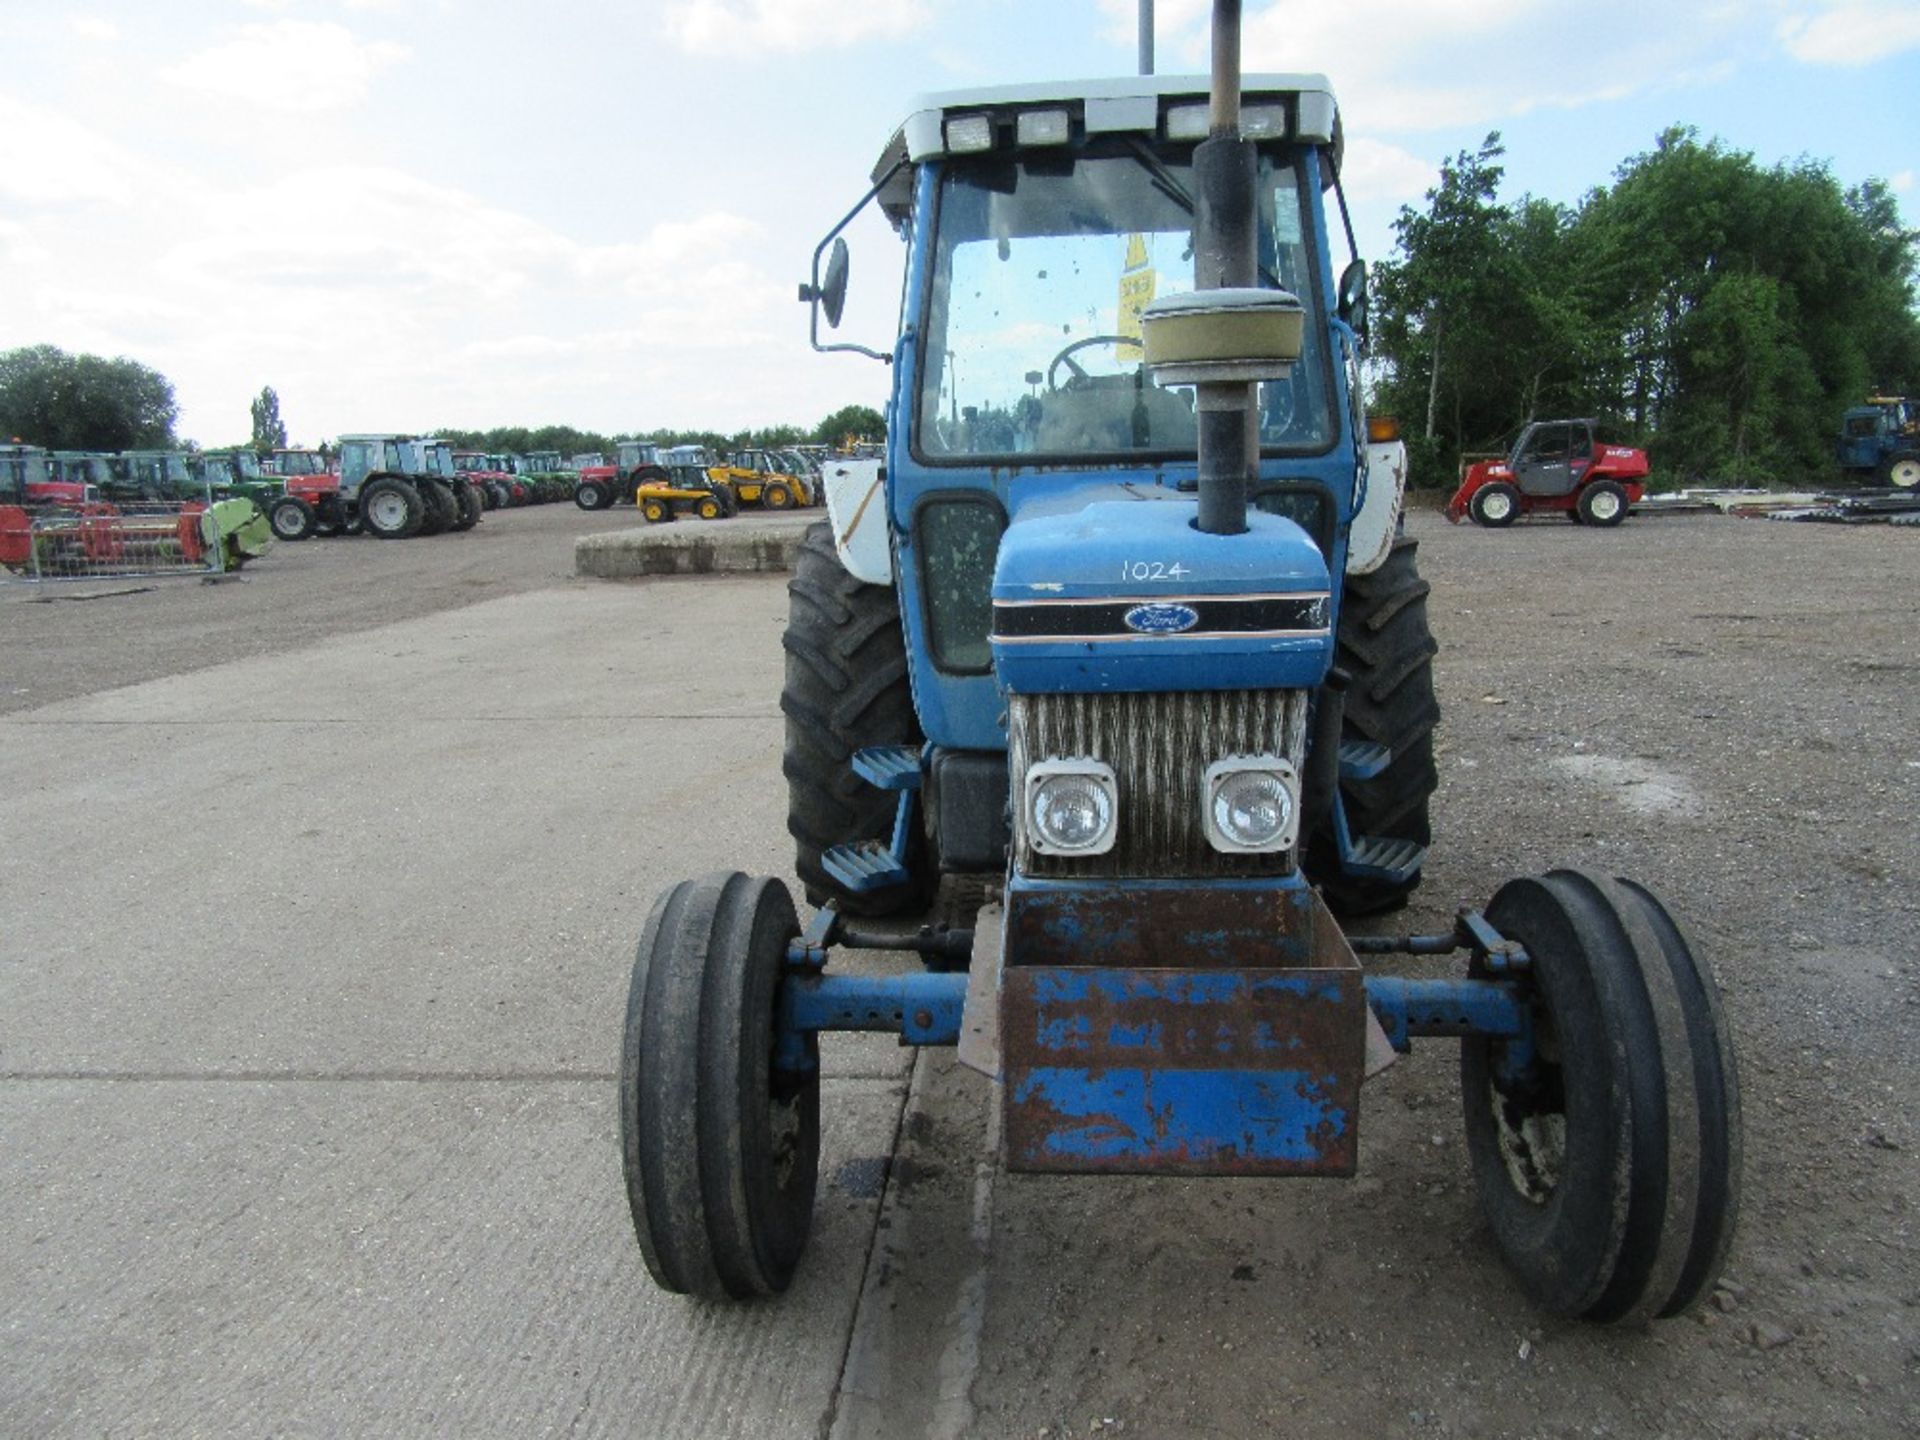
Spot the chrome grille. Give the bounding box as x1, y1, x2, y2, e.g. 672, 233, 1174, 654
1010, 689, 1309, 878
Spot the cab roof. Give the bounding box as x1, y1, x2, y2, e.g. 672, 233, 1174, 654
871, 73, 1342, 226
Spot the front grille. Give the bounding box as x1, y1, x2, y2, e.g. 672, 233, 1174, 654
1009, 689, 1309, 878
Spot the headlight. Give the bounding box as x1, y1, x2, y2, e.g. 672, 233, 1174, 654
1203, 758, 1300, 854
1026, 759, 1118, 856
945, 114, 995, 153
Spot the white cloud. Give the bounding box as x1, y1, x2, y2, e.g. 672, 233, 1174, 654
666, 0, 933, 55
70, 16, 120, 42
1340, 137, 1438, 204
1893, 169, 1916, 192
1778, 2, 1920, 65
0, 97, 164, 207
162, 21, 409, 112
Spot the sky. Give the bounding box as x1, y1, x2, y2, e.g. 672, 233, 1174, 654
2, 0, 1916, 448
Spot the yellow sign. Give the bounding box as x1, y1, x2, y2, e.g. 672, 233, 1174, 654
1117, 232, 1156, 347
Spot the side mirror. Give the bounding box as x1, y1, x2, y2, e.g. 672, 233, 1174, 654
821, 237, 849, 329
799, 237, 851, 329
1337, 260, 1369, 346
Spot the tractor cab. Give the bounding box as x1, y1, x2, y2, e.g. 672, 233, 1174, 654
114, 450, 197, 501
1506, 419, 1594, 497
270, 449, 332, 479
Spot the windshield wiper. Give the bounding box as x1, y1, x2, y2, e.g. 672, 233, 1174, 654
1120, 137, 1284, 291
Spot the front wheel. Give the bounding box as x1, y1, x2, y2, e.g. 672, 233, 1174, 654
641, 497, 670, 523
1577, 479, 1628, 527
269, 495, 316, 542
1884, 453, 1920, 491
1462, 870, 1741, 1324
1469, 482, 1521, 527
763, 482, 793, 510
620, 872, 818, 1299
697, 497, 721, 520
576, 481, 608, 510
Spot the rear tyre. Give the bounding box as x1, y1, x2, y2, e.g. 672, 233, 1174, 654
781, 522, 934, 917
1577, 480, 1628, 527
697, 497, 721, 520
1883, 453, 1920, 491
1461, 870, 1742, 1324
763, 482, 793, 510
451, 483, 481, 531
418, 480, 456, 535
641, 497, 670, 524
268, 495, 316, 542
620, 871, 818, 1299
1303, 537, 1439, 917
1469, 482, 1521, 527
359, 478, 424, 539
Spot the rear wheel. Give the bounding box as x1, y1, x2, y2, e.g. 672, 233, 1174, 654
268, 495, 316, 542
1469, 482, 1521, 527
1462, 870, 1741, 1323
451, 483, 481, 531
764, 482, 793, 510
359, 478, 423, 539
697, 497, 721, 520
1577, 480, 1628, 527
641, 497, 671, 523
1884, 453, 1920, 490
1303, 538, 1439, 917
781, 522, 933, 917
418, 480, 456, 535
620, 871, 818, 1299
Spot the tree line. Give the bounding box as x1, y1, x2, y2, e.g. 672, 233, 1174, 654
0, 345, 885, 458
1372, 127, 1920, 487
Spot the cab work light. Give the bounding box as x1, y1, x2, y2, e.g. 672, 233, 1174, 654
945, 114, 995, 153
1015, 109, 1071, 146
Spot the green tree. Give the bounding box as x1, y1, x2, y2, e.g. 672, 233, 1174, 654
249, 385, 288, 451
813, 403, 885, 446
0, 344, 178, 449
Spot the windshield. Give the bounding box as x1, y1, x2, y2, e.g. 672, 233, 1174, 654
917, 145, 1331, 462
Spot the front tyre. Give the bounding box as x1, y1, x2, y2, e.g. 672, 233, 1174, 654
1462, 870, 1742, 1324
1469, 481, 1521, 527
268, 495, 316, 542
620, 872, 818, 1299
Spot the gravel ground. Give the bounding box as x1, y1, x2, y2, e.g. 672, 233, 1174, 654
4, 496, 1915, 1437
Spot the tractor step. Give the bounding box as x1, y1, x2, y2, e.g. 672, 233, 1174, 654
852, 745, 922, 792
822, 840, 913, 894
1338, 740, 1391, 781
1345, 834, 1428, 884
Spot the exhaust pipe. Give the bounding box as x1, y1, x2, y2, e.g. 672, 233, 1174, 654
1192, 0, 1254, 536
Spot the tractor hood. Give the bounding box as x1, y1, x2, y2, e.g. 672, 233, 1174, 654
990, 500, 1332, 695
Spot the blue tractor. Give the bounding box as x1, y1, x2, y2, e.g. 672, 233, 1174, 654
619, 6, 1740, 1326
1837, 395, 1920, 489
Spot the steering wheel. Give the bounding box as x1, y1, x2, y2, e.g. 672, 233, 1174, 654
1047, 334, 1144, 390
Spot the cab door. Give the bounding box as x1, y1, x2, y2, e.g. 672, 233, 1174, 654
1514, 422, 1574, 497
